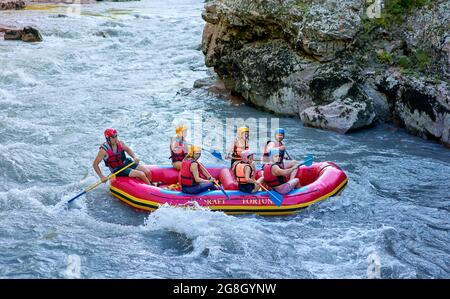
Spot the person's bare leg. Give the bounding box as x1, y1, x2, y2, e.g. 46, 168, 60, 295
136, 165, 152, 182
289, 167, 299, 181
130, 169, 150, 185
288, 178, 299, 190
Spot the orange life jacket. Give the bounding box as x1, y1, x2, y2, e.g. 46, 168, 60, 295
233, 162, 253, 184
232, 138, 249, 160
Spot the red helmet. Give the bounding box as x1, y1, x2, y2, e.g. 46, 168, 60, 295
104, 128, 117, 138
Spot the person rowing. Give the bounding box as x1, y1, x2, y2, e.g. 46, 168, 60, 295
263, 148, 300, 195
232, 149, 264, 194
262, 128, 297, 168
169, 125, 188, 170
93, 128, 152, 185
226, 126, 249, 168
179, 145, 218, 194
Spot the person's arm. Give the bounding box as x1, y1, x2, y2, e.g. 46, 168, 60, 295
170, 138, 182, 153
191, 163, 212, 184
271, 164, 298, 177
244, 166, 256, 184
122, 142, 140, 164
226, 140, 235, 159
93, 149, 108, 182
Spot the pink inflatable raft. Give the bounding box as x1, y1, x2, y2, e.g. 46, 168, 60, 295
109, 161, 348, 216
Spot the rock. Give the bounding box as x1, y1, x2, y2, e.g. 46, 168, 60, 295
297, 1, 363, 62
4, 29, 22, 40
200, 0, 450, 148
397, 79, 450, 146
375, 70, 450, 147
440, 34, 450, 77
362, 82, 392, 122
202, 1, 221, 25
193, 76, 219, 89
0, 0, 25, 10
3, 26, 42, 42
301, 97, 376, 134
21, 26, 43, 42
301, 73, 377, 133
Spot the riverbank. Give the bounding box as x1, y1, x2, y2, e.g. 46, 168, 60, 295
200, 0, 450, 148
0, 0, 96, 40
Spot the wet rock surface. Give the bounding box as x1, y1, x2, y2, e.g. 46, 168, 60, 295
200, 0, 450, 147
3, 26, 43, 42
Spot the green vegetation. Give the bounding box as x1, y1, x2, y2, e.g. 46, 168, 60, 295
397, 55, 411, 68
359, 0, 434, 74
378, 0, 430, 27
395, 48, 432, 74
294, 1, 311, 15
361, 0, 431, 35
377, 50, 393, 65
414, 48, 431, 71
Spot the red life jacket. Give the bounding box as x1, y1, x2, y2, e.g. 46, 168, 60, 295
232, 138, 249, 160
179, 159, 199, 187
263, 163, 286, 188
233, 162, 252, 184
170, 139, 187, 162
101, 142, 126, 170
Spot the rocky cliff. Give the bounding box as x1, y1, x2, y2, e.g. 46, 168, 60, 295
200, 0, 450, 147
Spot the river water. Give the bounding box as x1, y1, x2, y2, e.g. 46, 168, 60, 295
0, 0, 449, 279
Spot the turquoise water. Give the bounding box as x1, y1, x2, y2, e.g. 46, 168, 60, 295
0, 0, 449, 278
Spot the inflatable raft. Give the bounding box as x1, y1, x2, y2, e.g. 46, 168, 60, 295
109, 161, 348, 216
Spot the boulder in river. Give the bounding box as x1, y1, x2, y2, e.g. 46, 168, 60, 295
21, 26, 43, 42
4, 26, 43, 42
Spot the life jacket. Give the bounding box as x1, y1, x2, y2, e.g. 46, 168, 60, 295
179, 159, 199, 187
234, 162, 253, 184
263, 140, 285, 161
170, 138, 187, 162
101, 141, 126, 171
263, 163, 286, 188
232, 138, 249, 160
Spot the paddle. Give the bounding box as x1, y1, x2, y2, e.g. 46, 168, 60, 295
257, 183, 283, 207
67, 161, 136, 204
298, 154, 314, 168
198, 164, 231, 200
284, 149, 293, 160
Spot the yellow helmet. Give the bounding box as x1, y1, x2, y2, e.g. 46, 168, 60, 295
175, 125, 188, 135
187, 144, 202, 158
237, 126, 249, 135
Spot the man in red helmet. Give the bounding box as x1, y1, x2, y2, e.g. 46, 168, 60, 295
92, 128, 152, 185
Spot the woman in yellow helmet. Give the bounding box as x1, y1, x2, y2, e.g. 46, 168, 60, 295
226, 126, 249, 168
179, 145, 217, 194
169, 125, 188, 170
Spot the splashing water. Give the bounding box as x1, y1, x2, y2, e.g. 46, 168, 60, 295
0, 0, 449, 278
